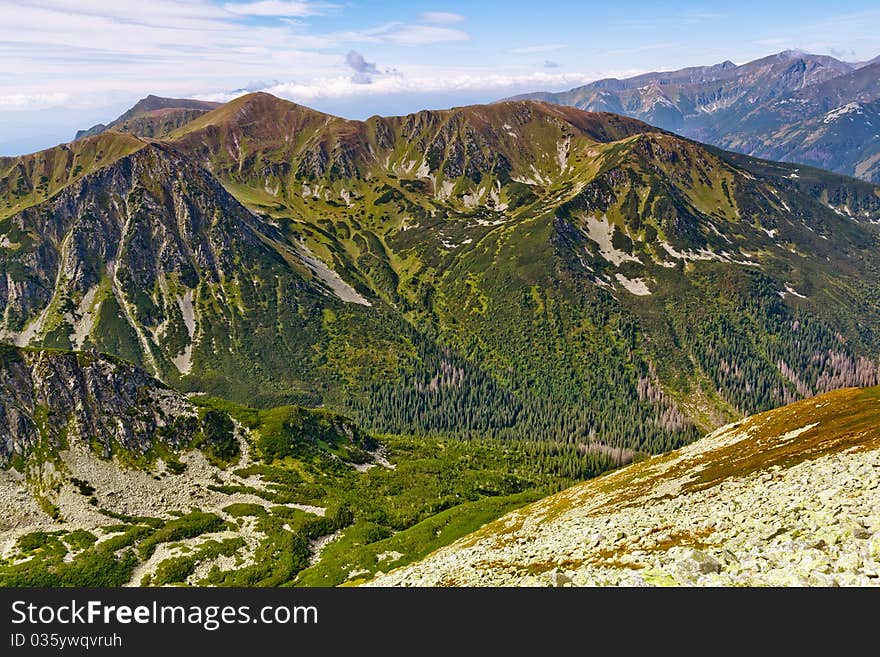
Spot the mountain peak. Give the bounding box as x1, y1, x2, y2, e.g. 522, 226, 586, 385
220, 90, 327, 116
167, 92, 343, 150
73, 95, 222, 141
124, 94, 220, 116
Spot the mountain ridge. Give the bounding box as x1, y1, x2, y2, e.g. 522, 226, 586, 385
2, 93, 879, 451
505, 51, 880, 183
74, 95, 222, 141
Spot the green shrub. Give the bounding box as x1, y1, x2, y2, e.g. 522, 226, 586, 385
138, 512, 225, 559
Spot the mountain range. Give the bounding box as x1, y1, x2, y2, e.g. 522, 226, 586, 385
1, 92, 879, 456
1, 83, 880, 586
507, 50, 880, 183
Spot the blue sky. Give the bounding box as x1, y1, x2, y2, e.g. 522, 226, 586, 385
1, 0, 879, 154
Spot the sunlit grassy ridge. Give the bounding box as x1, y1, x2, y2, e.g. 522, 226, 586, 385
0, 132, 146, 220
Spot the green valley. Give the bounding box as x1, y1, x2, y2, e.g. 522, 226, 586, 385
0, 345, 619, 587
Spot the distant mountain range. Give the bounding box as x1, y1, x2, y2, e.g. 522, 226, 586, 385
506, 50, 880, 183
74, 95, 221, 141
2, 92, 879, 455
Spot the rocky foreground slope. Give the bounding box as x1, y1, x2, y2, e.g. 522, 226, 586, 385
0, 344, 384, 587
371, 386, 880, 586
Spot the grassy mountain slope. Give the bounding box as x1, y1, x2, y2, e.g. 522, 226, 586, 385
371, 385, 880, 586
2, 94, 879, 453
168, 94, 880, 444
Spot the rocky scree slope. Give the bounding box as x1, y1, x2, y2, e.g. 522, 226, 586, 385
371, 385, 880, 586
0, 343, 224, 535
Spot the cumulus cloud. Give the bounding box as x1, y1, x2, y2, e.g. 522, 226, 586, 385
420, 11, 465, 25
544, 60, 560, 68
200, 70, 600, 104
235, 79, 282, 92
345, 50, 379, 84
344, 50, 377, 75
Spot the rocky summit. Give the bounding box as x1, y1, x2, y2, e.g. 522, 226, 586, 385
370, 386, 880, 586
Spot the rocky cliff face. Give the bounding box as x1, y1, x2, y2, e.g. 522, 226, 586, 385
0, 344, 198, 467
371, 386, 880, 586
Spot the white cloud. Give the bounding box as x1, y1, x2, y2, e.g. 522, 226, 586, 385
345, 50, 378, 75
201, 70, 601, 104
0, 92, 71, 110
607, 43, 676, 56
223, 1, 337, 17
0, 0, 341, 104
16, 0, 228, 29
510, 44, 565, 54
420, 11, 465, 25
343, 23, 469, 46
344, 50, 381, 84
0, 0, 623, 118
